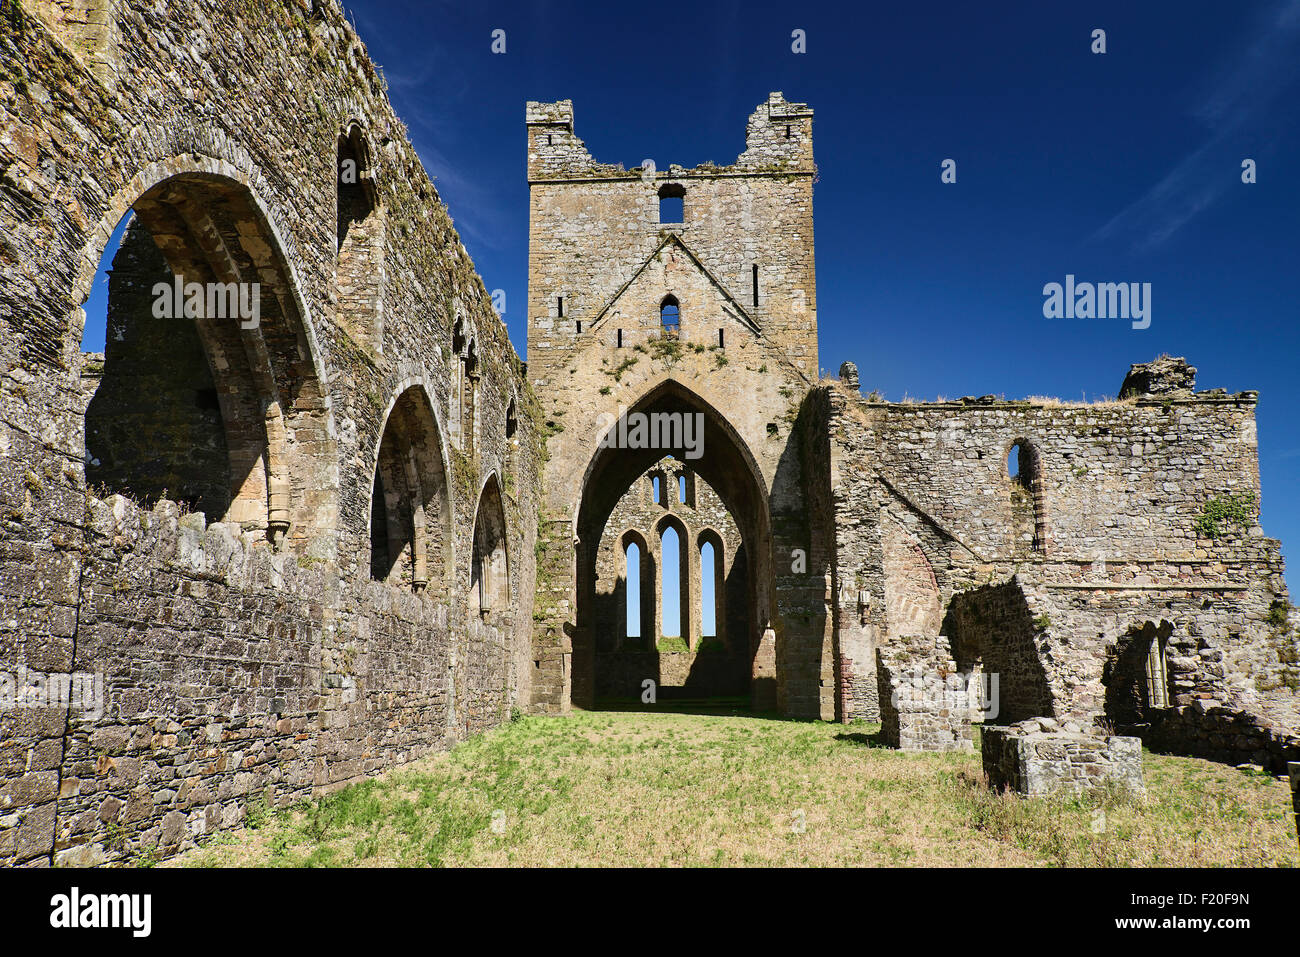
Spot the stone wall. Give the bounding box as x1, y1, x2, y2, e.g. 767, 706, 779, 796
1145, 700, 1300, 774
876, 634, 973, 752
0, 0, 540, 866
591, 457, 749, 699
43, 492, 511, 865
824, 365, 1299, 761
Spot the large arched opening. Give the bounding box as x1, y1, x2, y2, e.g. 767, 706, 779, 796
573, 380, 773, 709
78, 169, 332, 550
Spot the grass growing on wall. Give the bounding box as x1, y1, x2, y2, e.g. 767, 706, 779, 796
171, 711, 1299, 869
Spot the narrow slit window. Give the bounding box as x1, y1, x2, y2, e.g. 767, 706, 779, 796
616, 328, 623, 348
751, 265, 759, 307
700, 540, 716, 637
625, 540, 641, 638
557, 296, 564, 317
718, 328, 725, 348
659, 525, 681, 638
660, 295, 680, 334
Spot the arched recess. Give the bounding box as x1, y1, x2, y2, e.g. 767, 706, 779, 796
470, 473, 510, 623
571, 379, 773, 708
368, 385, 452, 596
1103, 619, 1176, 729
881, 517, 942, 638
336, 121, 384, 350
78, 167, 333, 549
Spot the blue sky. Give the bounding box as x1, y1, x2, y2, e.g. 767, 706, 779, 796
82, 1, 1300, 595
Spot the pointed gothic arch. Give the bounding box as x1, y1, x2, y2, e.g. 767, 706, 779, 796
78, 166, 334, 550
572, 379, 774, 708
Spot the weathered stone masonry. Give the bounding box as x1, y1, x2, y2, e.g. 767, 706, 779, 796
4, 0, 1297, 867
525, 94, 829, 719
1, 0, 539, 866
823, 369, 1300, 770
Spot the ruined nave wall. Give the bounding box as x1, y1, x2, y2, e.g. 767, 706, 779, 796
0, 0, 540, 866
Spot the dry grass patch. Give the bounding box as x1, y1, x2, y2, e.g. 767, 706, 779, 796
168, 711, 1299, 868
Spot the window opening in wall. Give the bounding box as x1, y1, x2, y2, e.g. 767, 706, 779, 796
660, 295, 679, 335
369, 471, 389, 580
1146, 635, 1170, 709
625, 540, 641, 638
1008, 439, 1047, 553
700, 540, 717, 637
658, 183, 684, 224
652, 475, 661, 504
557, 295, 564, 317
617, 328, 624, 348
660, 525, 681, 637
337, 127, 374, 250
752, 264, 759, 306
718, 328, 725, 348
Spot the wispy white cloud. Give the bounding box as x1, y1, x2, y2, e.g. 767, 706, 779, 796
1094, 0, 1300, 253
408, 134, 517, 252
342, 1, 518, 252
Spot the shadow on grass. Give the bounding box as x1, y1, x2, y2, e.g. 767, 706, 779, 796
591, 696, 767, 718
833, 730, 891, 749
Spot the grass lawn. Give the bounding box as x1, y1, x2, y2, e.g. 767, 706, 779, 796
169, 710, 1299, 868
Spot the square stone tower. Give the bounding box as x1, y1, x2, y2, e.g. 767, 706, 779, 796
525, 92, 818, 381
524, 94, 833, 718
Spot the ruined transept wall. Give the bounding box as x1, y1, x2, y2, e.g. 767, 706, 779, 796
823, 378, 1298, 768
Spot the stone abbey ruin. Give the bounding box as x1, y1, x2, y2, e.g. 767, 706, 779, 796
1, 0, 1297, 866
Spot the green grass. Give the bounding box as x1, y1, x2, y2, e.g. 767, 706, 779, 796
170, 711, 1300, 868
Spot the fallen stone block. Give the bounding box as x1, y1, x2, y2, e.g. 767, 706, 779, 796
983, 719, 1144, 797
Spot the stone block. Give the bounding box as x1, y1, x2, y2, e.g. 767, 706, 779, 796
983, 720, 1144, 797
